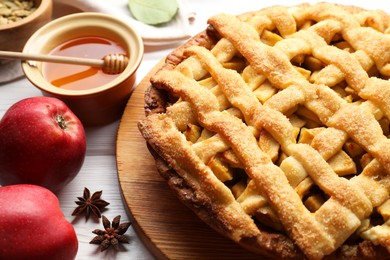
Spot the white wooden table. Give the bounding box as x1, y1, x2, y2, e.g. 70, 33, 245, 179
0, 0, 387, 259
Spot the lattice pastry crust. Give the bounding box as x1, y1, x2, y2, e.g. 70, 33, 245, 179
138, 3, 390, 259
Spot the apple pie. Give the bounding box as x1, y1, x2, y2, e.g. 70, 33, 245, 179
138, 2, 390, 259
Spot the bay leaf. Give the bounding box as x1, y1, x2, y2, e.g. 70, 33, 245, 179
128, 0, 179, 25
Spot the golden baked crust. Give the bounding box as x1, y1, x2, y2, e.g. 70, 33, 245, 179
139, 2, 390, 259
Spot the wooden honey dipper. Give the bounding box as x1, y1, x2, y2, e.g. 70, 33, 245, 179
0, 51, 129, 74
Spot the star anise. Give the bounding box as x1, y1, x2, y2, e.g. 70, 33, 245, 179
90, 215, 132, 251
72, 187, 110, 219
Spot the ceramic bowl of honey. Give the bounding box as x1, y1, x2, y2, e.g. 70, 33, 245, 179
0, 0, 52, 53
22, 12, 144, 126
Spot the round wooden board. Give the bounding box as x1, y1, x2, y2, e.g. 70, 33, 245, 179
116, 61, 261, 259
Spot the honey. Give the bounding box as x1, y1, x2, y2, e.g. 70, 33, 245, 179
42, 36, 127, 90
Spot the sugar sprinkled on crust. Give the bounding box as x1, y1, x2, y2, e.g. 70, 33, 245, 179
139, 2, 390, 259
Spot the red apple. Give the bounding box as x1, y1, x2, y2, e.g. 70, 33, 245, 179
0, 96, 86, 192
0, 184, 78, 260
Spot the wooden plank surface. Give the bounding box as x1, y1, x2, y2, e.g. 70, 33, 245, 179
116, 61, 260, 259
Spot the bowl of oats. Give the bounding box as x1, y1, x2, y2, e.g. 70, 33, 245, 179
0, 0, 52, 52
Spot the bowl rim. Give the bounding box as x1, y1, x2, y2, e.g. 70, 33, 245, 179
22, 12, 144, 97
0, 0, 52, 30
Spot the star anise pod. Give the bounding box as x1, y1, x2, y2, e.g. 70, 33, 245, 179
90, 215, 132, 251
72, 187, 110, 219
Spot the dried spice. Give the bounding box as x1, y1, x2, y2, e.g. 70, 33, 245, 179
0, 0, 36, 25
90, 215, 132, 251
72, 187, 110, 219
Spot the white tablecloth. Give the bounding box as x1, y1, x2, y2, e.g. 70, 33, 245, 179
1, 0, 389, 259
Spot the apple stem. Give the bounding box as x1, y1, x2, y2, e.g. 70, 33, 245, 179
55, 115, 67, 130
